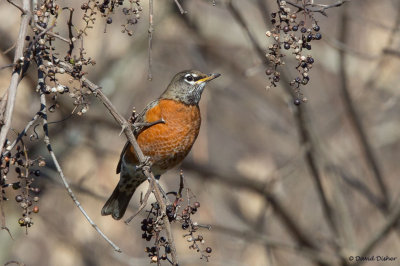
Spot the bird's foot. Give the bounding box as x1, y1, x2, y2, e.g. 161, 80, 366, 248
133, 118, 165, 130
135, 156, 151, 171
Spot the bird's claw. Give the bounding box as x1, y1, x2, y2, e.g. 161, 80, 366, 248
136, 156, 151, 171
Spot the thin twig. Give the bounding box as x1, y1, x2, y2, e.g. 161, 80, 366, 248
383, 48, 400, 57
6, 0, 26, 14
0, 0, 31, 153
174, 0, 186, 14
148, 0, 154, 80
39, 92, 122, 252
2, 43, 16, 55
338, 5, 389, 209
285, 0, 349, 16
2, 112, 42, 157
212, 224, 339, 265
0, 64, 14, 71
124, 181, 154, 224
352, 199, 400, 266
36, 24, 70, 43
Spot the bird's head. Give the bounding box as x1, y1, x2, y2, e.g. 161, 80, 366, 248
161, 70, 221, 105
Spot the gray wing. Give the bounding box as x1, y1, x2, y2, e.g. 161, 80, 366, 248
116, 100, 159, 174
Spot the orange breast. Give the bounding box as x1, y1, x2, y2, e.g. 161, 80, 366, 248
125, 99, 201, 172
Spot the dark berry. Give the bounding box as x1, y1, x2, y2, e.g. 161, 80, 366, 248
271, 19, 276, 24
283, 26, 290, 33
299, 20, 305, 26
305, 44, 312, 50
295, 77, 301, 83
301, 27, 307, 33
292, 25, 298, 31
206, 247, 212, 253
165, 245, 171, 254
284, 43, 290, 50
12, 182, 21, 190
141, 224, 147, 231
25, 36, 30, 41
194, 202, 200, 208
15, 195, 23, 202
302, 78, 309, 85
160, 236, 166, 243
301, 62, 307, 68
315, 33, 322, 40
271, 13, 276, 18
182, 223, 189, 230
34, 170, 40, 176
294, 99, 301, 105
106, 17, 112, 24
307, 57, 314, 64
313, 25, 320, 32
142, 233, 147, 239
146, 235, 153, 241
307, 34, 313, 42
151, 246, 157, 253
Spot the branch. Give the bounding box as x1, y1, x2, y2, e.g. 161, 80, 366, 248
212, 224, 339, 265
338, 5, 389, 209
2, 112, 41, 156
0, 0, 31, 153
353, 199, 400, 266
182, 162, 322, 251
174, 0, 186, 14
58, 60, 179, 265
148, 0, 154, 80
285, 0, 349, 16
226, 0, 340, 259
39, 92, 122, 252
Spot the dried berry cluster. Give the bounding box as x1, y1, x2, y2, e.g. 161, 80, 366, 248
265, 0, 322, 105
138, 172, 212, 264
81, 0, 143, 36
1, 143, 45, 229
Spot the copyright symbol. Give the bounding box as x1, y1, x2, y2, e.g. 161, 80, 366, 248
349, 256, 354, 261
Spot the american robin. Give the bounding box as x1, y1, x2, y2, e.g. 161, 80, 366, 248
101, 70, 220, 220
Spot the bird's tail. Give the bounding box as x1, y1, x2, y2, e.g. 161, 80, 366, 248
101, 184, 135, 220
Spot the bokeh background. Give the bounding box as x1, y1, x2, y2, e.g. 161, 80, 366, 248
1, 0, 400, 265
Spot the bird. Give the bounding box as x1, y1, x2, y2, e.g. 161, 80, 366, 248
101, 70, 221, 220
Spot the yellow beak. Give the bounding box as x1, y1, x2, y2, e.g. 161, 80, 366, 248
195, 73, 221, 84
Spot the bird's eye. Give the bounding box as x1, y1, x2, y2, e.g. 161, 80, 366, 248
185, 75, 194, 82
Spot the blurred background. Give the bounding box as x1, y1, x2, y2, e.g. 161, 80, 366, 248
1, 0, 400, 265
